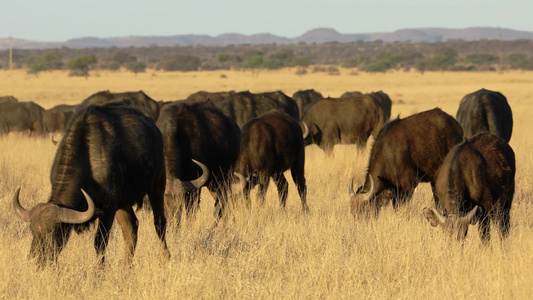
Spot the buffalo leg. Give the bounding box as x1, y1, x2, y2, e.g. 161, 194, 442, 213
478, 213, 491, 242
94, 213, 115, 265
115, 208, 139, 264
211, 184, 229, 220
498, 210, 511, 239
273, 173, 289, 208
148, 188, 171, 260
291, 156, 309, 212
257, 176, 270, 206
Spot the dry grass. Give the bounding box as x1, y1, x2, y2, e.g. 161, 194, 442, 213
1, 68, 533, 299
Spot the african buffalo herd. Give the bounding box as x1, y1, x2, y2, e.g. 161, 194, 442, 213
3, 86, 516, 268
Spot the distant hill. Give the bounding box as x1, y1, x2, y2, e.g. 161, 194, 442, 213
2, 27, 533, 50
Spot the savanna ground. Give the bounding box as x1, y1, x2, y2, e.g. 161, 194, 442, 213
0, 68, 532, 299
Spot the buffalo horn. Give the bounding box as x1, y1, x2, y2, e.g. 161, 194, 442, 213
428, 207, 446, 225
348, 177, 356, 197
13, 188, 30, 222
182, 159, 210, 191
234, 172, 246, 191
360, 175, 375, 202
301, 122, 309, 139
57, 188, 95, 224
462, 205, 479, 225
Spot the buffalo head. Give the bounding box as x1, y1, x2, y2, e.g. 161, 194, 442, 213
13, 188, 95, 266
423, 206, 479, 240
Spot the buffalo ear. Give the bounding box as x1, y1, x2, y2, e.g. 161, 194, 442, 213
423, 207, 443, 227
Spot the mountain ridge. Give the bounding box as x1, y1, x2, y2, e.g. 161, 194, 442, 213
2, 27, 533, 50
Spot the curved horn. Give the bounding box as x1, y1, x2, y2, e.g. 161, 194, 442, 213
234, 172, 246, 191
301, 122, 309, 139
182, 159, 209, 191
348, 177, 356, 197
56, 188, 95, 224
423, 207, 446, 227
462, 205, 479, 225
360, 175, 375, 201
13, 188, 30, 222
51, 134, 58, 146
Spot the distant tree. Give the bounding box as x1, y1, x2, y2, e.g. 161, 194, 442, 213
25, 56, 47, 76
125, 61, 147, 75
504, 53, 531, 70
157, 54, 201, 71
110, 51, 137, 64
291, 57, 311, 68
25, 51, 63, 75
66, 55, 97, 78
422, 47, 458, 71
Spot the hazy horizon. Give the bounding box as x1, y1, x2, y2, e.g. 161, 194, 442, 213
2, 0, 532, 41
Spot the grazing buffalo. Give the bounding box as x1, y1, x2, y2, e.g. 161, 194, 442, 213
0, 96, 18, 104
350, 108, 464, 217
341, 91, 392, 121
218, 90, 299, 127
340, 91, 363, 98
80, 90, 160, 120
186, 90, 235, 106
0, 101, 44, 135
42, 104, 78, 134
235, 110, 308, 211
423, 133, 515, 241
292, 89, 323, 119
302, 94, 390, 153
13, 105, 171, 266
455, 88, 513, 142
156, 101, 241, 222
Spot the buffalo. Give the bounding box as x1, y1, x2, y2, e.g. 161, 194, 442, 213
42, 104, 78, 134
13, 104, 171, 266
218, 90, 299, 127
302, 94, 390, 153
0, 101, 44, 135
350, 108, 464, 217
80, 90, 160, 121
455, 88, 513, 142
0, 96, 18, 104
292, 89, 323, 119
235, 110, 308, 211
156, 101, 241, 222
186, 90, 235, 106
423, 133, 515, 241
341, 91, 392, 121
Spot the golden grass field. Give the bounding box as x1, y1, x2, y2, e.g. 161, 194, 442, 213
0, 68, 532, 299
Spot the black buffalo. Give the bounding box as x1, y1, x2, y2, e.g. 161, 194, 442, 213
235, 110, 308, 211
302, 94, 390, 153
0, 101, 44, 135
43, 104, 78, 134
350, 108, 464, 217
423, 133, 515, 241
341, 91, 392, 121
186, 90, 235, 106
13, 105, 171, 266
218, 90, 299, 127
156, 101, 241, 222
292, 89, 323, 119
80, 90, 160, 121
0, 96, 18, 104
455, 88, 513, 142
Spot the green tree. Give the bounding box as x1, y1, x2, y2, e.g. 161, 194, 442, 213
41, 51, 63, 69
505, 53, 531, 70
110, 51, 137, 64
125, 61, 147, 75
25, 56, 47, 76
67, 55, 97, 78
291, 57, 311, 68
157, 54, 201, 71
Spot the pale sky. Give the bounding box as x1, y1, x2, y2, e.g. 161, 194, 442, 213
2, 0, 532, 41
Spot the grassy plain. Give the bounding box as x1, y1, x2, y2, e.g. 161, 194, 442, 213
0, 68, 532, 299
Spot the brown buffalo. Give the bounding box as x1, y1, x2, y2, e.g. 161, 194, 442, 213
423, 133, 515, 241
235, 110, 308, 211
350, 108, 464, 217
